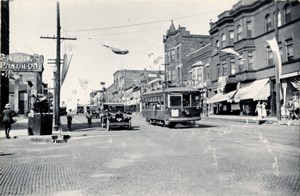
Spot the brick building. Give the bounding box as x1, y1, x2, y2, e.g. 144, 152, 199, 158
205, 0, 300, 116
163, 21, 211, 87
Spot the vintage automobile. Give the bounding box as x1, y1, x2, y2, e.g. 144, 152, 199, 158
100, 103, 132, 130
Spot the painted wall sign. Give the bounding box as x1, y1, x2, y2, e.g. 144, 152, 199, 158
0, 53, 44, 72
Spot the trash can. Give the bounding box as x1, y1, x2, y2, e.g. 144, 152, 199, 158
28, 113, 53, 135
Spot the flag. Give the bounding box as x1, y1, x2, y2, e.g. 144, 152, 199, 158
61, 54, 73, 86
266, 37, 282, 81
78, 78, 89, 91
220, 48, 243, 59
153, 56, 163, 65
103, 45, 129, 55
147, 53, 154, 58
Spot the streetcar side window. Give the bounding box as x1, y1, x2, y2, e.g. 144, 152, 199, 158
169, 95, 182, 107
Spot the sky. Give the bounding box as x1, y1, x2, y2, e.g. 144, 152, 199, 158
9, 0, 239, 107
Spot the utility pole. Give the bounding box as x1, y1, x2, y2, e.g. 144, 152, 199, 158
41, 2, 76, 130
274, 0, 281, 121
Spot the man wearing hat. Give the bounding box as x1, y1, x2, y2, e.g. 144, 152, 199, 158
2, 103, 14, 139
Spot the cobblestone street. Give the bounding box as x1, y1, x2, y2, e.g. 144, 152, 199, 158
0, 114, 299, 196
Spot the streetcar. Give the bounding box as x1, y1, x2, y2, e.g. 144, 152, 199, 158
141, 87, 201, 128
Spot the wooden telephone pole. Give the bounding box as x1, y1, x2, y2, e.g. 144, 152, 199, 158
41, 2, 76, 130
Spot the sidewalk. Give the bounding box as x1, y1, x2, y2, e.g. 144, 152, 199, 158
202, 114, 300, 126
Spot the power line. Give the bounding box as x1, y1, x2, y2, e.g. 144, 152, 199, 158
66, 8, 225, 32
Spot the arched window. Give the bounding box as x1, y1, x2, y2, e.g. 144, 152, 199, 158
265, 14, 272, 31
284, 4, 291, 24
221, 33, 226, 48
274, 10, 282, 27
215, 40, 220, 51
237, 25, 242, 41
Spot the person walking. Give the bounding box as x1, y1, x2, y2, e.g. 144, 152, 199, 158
66, 109, 73, 130
255, 101, 262, 119
261, 102, 267, 118
86, 111, 92, 127
2, 103, 14, 139
293, 99, 299, 120
287, 98, 295, 120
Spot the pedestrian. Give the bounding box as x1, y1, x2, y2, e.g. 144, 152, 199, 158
293, 99, 299, 120
2, 103, 15, 139
287, 98, 295, 120
261, 102, 267, 118
66, 109, 73, 130
255, 101, 262, 118
86, 111, 92, 127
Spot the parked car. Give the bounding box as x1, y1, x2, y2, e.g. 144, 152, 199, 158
100, 103, 132, 131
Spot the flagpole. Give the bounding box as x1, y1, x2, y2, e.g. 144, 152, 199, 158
274, 0, 281, 121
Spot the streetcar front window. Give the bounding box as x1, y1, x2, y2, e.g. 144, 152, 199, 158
183, 93, 190, 106
170, 95, 181, 107
191, 93, 200, 106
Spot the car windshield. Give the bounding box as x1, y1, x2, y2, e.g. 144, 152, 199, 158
103, 105, 124, 112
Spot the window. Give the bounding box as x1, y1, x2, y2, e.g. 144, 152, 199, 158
170, 95, 181, 107
222, 60, 228, 76
246, 21, 252, 37
279, 42, 283, 61
237, 25, 242, 41
217, 64, 221, 77
265, 14, 272, 31
239, 53, 244, 71
267, 46, 274, 66
248, 51, 254, 70
274, 10, 282, 27
230, 58, 236, 75
215, 40, 220, 51
229, 31, 234, 45
171, 49, 176, 61
197, 67, 202, 82
221, 33, 226, 48
191, 93, 200, 106
183, 93, 190, 107
284, 4, 291, 24
206, 65, 210, 80
286, 38, 294, 61
176, 47, 180, 59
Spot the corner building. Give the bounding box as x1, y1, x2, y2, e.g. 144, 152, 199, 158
207, 0, 300, 116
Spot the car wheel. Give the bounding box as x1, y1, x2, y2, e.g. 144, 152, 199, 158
106, 120, 110, 131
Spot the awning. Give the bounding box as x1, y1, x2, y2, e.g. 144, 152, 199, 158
234, 78, 270, 102
206, 90, 237, 104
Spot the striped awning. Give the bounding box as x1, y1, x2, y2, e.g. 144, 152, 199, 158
207, 90, 237, 104
234, 78, 270, 102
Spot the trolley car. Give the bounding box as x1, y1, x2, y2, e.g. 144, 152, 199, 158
141, 87, 201, 128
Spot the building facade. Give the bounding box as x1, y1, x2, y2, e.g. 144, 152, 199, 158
163, 21, 211, 87
206, 0, 300, 116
